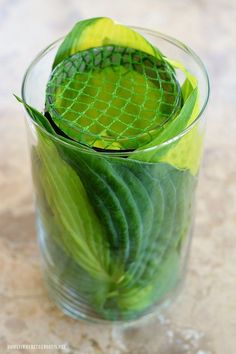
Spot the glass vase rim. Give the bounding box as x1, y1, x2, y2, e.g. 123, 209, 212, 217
21, 27, 210, 156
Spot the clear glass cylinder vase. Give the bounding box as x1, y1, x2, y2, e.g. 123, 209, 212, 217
21, 28, 209, 323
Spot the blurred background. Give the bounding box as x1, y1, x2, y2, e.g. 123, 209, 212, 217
0, 0, 235, 353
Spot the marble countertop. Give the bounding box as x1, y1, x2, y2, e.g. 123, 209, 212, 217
0, 0, 236, 353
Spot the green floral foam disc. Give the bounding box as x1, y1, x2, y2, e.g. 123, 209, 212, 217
46, 45, 182, 150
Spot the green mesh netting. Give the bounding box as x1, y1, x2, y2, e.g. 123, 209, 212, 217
46, 45, 182, 150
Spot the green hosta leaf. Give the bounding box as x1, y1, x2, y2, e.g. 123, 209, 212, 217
34, 204, 112, 311
14, 95, 54, 134
167, 58, 198, 101
36, 133, 111, 281
53, 17, 102, 68
58, 146, 196, 315
134, 87, 198, 161
31, 129, 196, 316
53, 17, 162, 69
